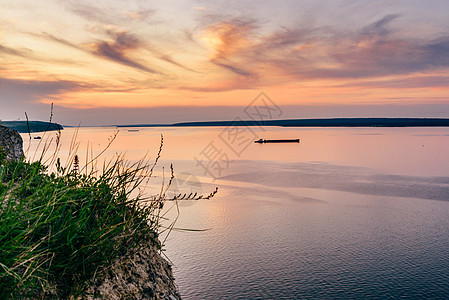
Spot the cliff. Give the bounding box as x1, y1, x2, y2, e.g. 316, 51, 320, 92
86, 236, 180, 299
0, 125, 24, 161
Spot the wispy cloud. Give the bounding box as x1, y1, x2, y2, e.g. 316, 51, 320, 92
0, 76, 145, 112
201, 17, 258, 78
342, 75, 449, 89
211, 60, 253, 77
41, 33, 84, 51
178, 76, 258, 92
67, 1, 155, 25
39, 30, 159, 74
158, 54, 198, 73
0, 40, 82, 66
92, 30, 159, 74
0, 77, 90, 104
361, 14, 400, 36
0, 44, 33, 59
195, 14, 449, 91
124, 9, 154, 21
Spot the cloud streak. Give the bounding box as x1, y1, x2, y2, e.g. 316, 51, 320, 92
0, 44, 33, 59
341, 75, 449, 89
201, 18, 258, 78
0, 40, 84, 66
194, 13, 449, 91
39, 31, 160, 74
0, 78, 92, 120
67, 1, 155, 25
92, 30, 159, 74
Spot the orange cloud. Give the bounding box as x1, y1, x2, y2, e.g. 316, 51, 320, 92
200, 19, 257, 78
204, 20, 254, 59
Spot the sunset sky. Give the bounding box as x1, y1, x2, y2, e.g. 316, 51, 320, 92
1, 0, 449, 125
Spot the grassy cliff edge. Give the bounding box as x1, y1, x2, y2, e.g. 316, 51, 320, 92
0, 131, 180, 299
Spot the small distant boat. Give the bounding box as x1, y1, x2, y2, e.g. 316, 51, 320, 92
254, 138, 300, 144
128, 129, 139, 132
34, 136, 42, 140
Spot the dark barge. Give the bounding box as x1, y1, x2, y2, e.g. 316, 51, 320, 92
254, 138, 300, 144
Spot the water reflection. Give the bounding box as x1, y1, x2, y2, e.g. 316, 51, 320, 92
22, 126, 449, 177
21, 126, 449, 299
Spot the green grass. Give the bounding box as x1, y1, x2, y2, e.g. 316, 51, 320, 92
0, 134, 173, 298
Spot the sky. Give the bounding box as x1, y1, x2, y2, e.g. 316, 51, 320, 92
1, 0, 449, 125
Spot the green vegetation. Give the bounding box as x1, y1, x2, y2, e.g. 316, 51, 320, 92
0, 134, 171, 298
2, 121, 63, 133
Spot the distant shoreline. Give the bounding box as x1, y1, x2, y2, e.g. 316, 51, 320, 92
2, 121, 63, 133
115, 118, 449, 128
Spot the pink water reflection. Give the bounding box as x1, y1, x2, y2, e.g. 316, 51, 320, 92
22, 126, 449, 177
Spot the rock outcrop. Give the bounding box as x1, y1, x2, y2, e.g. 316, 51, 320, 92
0, 125, 24, 161
86, 237, 181, 300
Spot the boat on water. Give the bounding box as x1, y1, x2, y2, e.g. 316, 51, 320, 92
34, 136, 42, 140
128, 129, 139, 132
254, 138, 300, 144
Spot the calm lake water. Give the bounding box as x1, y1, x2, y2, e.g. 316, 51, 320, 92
23, 126, 449, 299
